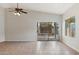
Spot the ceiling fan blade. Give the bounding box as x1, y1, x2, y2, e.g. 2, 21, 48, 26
9, 10, 15, 12
8, 8, 15, 12
19, 8, 23, 10
21, 10, 27, 14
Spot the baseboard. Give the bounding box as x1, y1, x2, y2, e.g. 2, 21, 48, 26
0, 40, 5, 43
61, 40, 79, 53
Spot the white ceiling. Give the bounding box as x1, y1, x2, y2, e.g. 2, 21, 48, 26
0, 3, 75, 15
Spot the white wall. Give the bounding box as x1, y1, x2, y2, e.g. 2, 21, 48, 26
5, 10, 62, 41
0, 8, 5, 42
62, 4, 79, 52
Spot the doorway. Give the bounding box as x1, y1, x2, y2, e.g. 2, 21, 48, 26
37, 22, 59, 41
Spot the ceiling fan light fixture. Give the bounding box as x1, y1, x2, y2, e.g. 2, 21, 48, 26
14, 12, 21, 16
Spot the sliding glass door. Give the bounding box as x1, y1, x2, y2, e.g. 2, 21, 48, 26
37, 22, 59, 41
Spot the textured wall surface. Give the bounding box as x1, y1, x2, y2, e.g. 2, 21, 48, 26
5, 10, 62, 41
0, 8, 5, 42
62, 4, 79, 52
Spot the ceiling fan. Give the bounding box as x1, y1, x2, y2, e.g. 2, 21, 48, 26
9, 3, 27, 16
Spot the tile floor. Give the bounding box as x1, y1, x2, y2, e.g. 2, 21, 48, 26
0, 41, 78, 55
